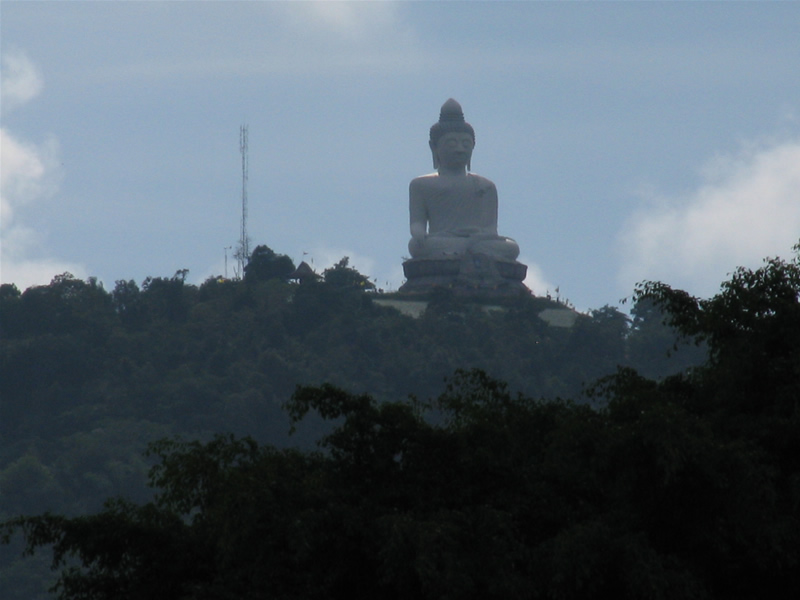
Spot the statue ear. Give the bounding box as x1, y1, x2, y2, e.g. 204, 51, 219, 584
429, 140, 439, 169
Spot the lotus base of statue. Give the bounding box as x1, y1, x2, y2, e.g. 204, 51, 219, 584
400, 252, 529, 297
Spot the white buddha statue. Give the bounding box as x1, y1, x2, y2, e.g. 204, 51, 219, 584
408, 98, 520, 262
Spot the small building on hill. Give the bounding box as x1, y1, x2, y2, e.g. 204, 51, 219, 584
289, 261, 321, 284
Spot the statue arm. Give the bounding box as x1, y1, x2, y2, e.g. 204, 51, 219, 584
481, 181, 500, 236
409, 178, 428, 239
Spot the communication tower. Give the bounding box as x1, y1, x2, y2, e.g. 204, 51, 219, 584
236, 124, 250, 278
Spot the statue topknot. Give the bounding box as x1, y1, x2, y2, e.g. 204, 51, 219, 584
429, 98, 475, 146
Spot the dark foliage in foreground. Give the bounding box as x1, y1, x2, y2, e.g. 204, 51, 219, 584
3, 249, 800, 599
2, 244, 704, 598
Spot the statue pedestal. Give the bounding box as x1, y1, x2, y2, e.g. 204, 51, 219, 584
400, 253, 529, 297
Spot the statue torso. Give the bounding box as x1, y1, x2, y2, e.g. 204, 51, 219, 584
410, 173, 498, 236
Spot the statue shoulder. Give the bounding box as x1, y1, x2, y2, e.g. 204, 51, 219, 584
409, 173, 440, 195
467, 173, 496, 188
410, 173, 438, 186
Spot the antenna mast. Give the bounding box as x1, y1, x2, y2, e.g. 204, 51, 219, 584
237, 124, 250, 278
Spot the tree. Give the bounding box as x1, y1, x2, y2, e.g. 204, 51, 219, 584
111, 279, 143, 328
139, 270, 195, 323
634, 249, 800, 421
243, 245, 295, 284
321, 257, 375, 290
5, 362, 798, 599
0, 283, 22, 337
625, 295, 708, 380
624, 248, 800, 597
10, 273, 113, 340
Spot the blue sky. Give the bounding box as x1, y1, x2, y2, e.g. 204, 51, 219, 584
2, 1, 800, 311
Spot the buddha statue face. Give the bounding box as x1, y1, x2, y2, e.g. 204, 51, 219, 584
428, 99, 476, 171
431, 131, 475, 172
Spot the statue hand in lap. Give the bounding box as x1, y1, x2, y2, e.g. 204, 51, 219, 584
408, 99, 520, 262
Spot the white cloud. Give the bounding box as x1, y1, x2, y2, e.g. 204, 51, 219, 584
280, 2, 401, 42
1, 48, 43, 115
0, 129, 61, 222
618, 137, 800, 299
1, 50, 85, 290
67, 3, 418, 84
520, 258, 557, 300
0, 225, 85, 291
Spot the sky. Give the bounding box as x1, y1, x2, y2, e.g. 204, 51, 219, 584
2, 1, 800, 312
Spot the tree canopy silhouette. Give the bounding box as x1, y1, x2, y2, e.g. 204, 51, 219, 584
3, 246, 800, 598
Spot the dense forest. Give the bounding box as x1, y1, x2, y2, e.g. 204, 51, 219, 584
13, 242, 794, 599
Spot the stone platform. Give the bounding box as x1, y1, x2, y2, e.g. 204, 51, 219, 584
399, 252, 529, 297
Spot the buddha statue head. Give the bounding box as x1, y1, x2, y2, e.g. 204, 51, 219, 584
429, 98, 475, 171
